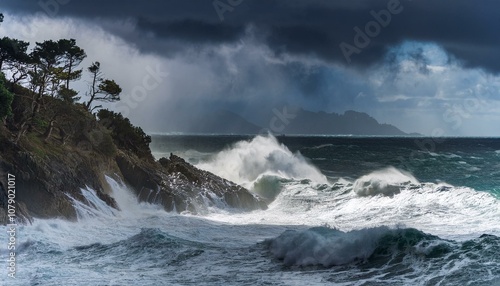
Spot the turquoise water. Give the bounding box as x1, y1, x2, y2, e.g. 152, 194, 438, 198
151, 135, 500, 192
3, 135, 500, 285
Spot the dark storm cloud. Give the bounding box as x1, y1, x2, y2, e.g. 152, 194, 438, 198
136, 18, 244, 44
2, 0, 500, 71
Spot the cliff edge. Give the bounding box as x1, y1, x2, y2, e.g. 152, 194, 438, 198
0, 83, 266, 225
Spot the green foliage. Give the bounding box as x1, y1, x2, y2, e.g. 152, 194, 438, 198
86, 62, 122, 111
58, 39, 86, 89
0, 73, 13, 120
98, 79, 122, 99
0, 37, 30, 71
33, 117, 48, 129
30, 39, 86, 98
92, 130, 116, 157
0, 30, 130, 152
97, 109, 152, 159
58, 86, 80, 103
32, 40, 62, 68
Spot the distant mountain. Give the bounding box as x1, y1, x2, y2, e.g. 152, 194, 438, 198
280, 109, 407, 135
175, 110, 261, 134
167, 109, 407, 135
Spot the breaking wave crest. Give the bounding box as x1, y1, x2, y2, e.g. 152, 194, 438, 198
353, 167, 419, 196
196, 134, 328, 186
266, 226, 500, 283
267, 226, 397, 267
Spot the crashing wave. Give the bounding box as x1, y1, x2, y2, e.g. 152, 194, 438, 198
352, 167, 419, 196
266, 226, 457, 267
196, 134, 328, 186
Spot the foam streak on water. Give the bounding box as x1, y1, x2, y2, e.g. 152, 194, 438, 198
195, 136, 500, 240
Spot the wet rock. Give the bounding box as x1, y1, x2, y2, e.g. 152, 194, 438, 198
117, 153, 267, 214
0, 137, 118, 224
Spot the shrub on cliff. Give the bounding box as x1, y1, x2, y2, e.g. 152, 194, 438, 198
97, 109, 152, 160
0, 73, 13, 121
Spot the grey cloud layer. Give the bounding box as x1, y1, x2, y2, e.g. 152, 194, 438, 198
3, 0, 499, 72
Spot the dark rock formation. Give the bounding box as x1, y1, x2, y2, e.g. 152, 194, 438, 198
0, 83, 267, 225
0, 130, 266, 224
116, 153, 267, 214
0, 133, 267, 224
0, 134, 118, 224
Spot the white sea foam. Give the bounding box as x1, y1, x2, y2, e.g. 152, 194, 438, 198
196, 134, 328, 186
104, 176, 163, 217
205, 173, 500, 241
188, 135, 500, 240
352, 167, 419, 196
67, 186, 118, 220
309, 144, 334, 150
250, 174, 287, 201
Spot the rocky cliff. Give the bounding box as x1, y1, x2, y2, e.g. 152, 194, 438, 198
0, 92, 266, 225
0, 129, 118, 224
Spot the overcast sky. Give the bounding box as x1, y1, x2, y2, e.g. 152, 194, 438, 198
1, 0, 500, 135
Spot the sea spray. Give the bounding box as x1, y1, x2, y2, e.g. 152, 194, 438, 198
352, 167, 419, 196
67, 186, 117, 220
104, 176, 163, 217
205, 172, 500, 240
196, 134, 328, 185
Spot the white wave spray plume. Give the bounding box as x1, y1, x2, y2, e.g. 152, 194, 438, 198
353, 167, 419, 196
196, 134, 328, 186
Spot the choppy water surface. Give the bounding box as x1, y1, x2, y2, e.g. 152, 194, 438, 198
3, 135, 500, 285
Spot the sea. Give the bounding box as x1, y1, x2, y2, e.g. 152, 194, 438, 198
2, 134, 500, 285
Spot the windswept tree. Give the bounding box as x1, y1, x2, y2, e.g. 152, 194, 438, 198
85, 61, 122, 112
0, 37, 30, 72
28, 39, 85, 109
6, 51, 31, 85
13, 39, 84, 139
58, 39, 86, 90
29, 40, 65, 113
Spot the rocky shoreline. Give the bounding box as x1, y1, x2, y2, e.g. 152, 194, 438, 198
0, 136, 267, 224
0, 99, 266, 225
116, 152, 267, 214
